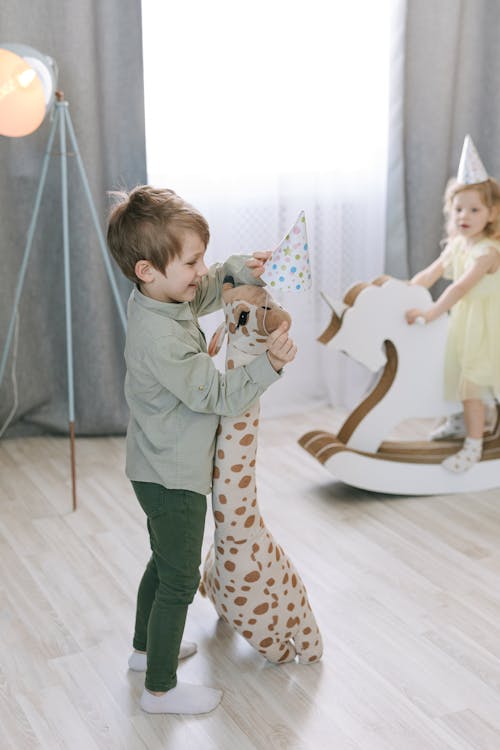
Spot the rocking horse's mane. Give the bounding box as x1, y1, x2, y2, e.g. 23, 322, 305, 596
318, 274, 392, 345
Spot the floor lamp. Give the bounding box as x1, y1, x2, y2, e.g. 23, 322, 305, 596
0, 43, 127, 511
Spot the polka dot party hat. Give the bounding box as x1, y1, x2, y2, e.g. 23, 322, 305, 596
261, 210, 311, 292
457, 134, 489, 184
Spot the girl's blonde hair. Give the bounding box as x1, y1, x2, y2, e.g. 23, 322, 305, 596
443, 177, 500, 241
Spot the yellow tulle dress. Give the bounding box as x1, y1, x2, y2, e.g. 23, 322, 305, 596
440, 236, 500, 401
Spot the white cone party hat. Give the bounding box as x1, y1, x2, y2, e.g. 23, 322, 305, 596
261, 210, 312, 291
457, 135, 489, 184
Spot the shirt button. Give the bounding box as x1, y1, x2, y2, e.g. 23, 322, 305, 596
198, 385, 205, 390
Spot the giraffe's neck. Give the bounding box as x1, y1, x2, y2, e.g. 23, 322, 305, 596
211, 342, 265, 541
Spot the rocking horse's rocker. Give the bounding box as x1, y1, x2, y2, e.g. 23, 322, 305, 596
200, 282, 323, 664
299, 277, 500, 495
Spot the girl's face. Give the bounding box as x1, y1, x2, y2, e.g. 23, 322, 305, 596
451, 189, 492, 241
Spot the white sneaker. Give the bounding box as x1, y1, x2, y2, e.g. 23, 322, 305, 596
430, 412, 466, 441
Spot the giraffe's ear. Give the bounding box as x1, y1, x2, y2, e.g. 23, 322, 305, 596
208, 321, 227, 356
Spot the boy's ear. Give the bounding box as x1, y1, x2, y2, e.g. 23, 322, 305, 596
208, 321, 227, 357
135, 260, 154, 282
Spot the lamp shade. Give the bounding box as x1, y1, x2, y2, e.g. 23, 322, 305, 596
0, 43, 57, 137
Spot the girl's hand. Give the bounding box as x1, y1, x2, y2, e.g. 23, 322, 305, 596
405, 308, 429, 325
266, 321, 297, 371
246, 250, 273, 278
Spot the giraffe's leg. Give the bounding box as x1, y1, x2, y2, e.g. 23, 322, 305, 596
294, 606, 323, 664
257, 637, 297, 664
199, 544, 215, 598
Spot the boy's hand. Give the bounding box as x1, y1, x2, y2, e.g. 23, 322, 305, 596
246, 250, 273, 278
266, 322, 297, 372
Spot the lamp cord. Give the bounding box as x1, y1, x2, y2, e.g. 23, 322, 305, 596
0, 312, 20, 439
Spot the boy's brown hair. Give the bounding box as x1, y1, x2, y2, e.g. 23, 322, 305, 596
107, 186, 210, 283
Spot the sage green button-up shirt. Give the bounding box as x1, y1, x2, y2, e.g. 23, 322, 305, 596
124, 255, 280, 494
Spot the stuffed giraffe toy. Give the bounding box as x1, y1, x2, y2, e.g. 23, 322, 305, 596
200, 280, 323, 664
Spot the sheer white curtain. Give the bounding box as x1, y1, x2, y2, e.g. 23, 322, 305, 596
142, 0, 392, 417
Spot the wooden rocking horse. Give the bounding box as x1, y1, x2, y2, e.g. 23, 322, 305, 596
299, 276, 500, 495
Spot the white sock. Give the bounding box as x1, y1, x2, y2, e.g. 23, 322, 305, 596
442, 437, 482, 473
430, 411, 465, 440
128, 641, 197, 672
140, 683, 223, 715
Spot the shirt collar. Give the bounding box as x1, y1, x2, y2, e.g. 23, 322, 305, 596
131, 287, 194, 321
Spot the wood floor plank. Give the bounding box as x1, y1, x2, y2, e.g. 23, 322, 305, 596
1, 407, 500, 749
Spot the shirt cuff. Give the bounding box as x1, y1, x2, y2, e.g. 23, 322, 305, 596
245, 351, 282, 388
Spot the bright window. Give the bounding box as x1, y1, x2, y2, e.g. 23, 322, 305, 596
142, 0, 392, 183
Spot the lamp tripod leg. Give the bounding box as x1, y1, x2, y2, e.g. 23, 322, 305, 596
69, 420, 77, 511
0, 109, 59, 389
63, 107, 127, 332
58, 99, 78, 511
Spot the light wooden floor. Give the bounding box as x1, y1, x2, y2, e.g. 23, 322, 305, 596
1, 407, 500, 750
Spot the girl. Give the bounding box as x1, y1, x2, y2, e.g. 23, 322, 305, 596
406, 137, 500, 473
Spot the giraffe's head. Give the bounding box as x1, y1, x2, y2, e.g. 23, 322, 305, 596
209, 281, 292, 362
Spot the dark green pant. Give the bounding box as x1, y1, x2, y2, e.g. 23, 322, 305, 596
131, 481, 207, 692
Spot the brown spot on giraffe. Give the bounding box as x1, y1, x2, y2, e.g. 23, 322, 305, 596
244, 571, 260, 582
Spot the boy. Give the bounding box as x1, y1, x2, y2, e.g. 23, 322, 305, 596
107, 186, 296, 715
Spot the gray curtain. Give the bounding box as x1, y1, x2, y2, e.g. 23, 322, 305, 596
0, 0, 146, 436
386, 0, 500, 280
